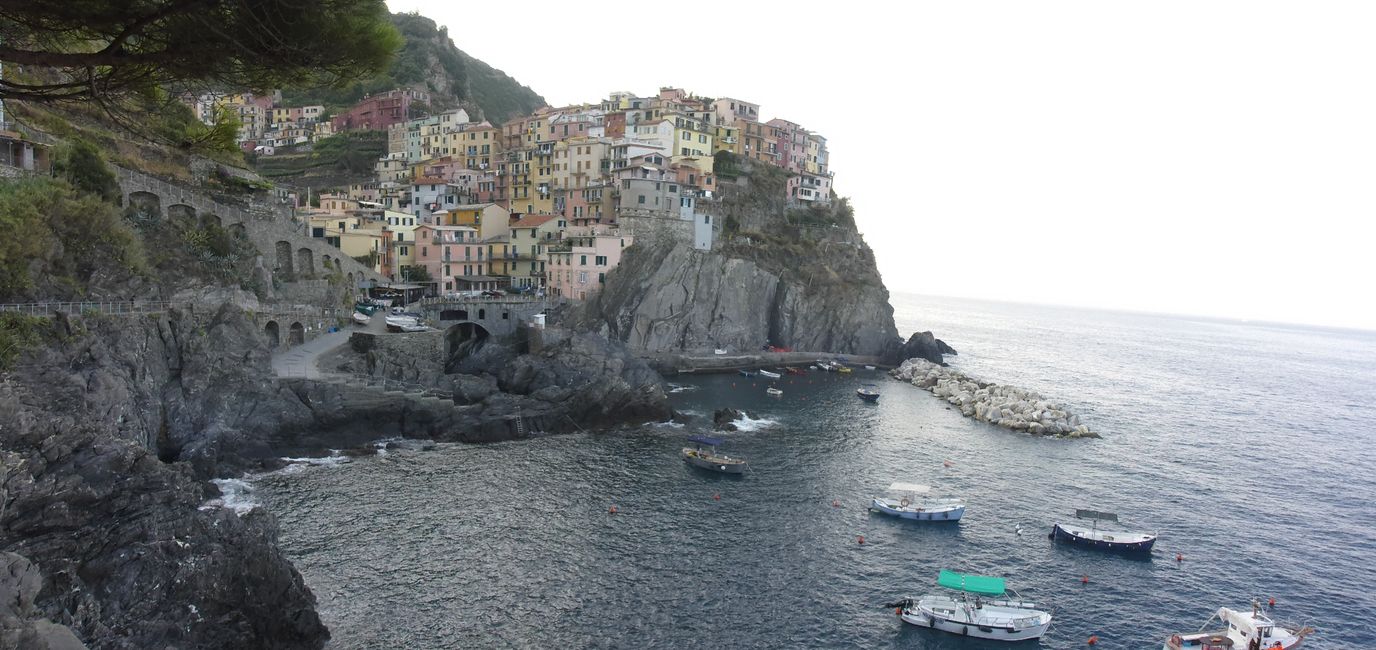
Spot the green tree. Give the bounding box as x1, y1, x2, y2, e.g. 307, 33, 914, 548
0, 0, 401, 103
53, 139, 119, 201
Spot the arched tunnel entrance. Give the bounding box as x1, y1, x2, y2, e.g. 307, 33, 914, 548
264, 321, 280, 349
445, 321, 491, 369
288, 321, 305, 346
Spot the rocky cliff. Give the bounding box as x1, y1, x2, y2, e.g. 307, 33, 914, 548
580, 156, 901, 357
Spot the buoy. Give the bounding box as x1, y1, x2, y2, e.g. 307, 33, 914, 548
832, 499, 840, 508
858, 535, 865, 544
608, 505, 617, 514
894, 607, 902, 615
943, 460, 954, 467
731, 383, 736, 388
1176, 553, 1184, 562
1268, 597, 1276, 608
1081, 575, 1089, 584
1088, 635, 1099, 645
713, 493, 721, 501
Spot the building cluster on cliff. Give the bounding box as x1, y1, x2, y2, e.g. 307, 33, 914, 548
186, 87, 834, 301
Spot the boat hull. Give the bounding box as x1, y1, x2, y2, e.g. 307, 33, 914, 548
758, 370, 781, 379
871, 499, 964, 521
1052, 522, 1156, 552
682, 450, 747, 474
856, 390, 879, 402
901, 602, 1051, 641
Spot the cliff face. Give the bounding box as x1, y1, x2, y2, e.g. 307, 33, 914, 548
581, 157, 900, 357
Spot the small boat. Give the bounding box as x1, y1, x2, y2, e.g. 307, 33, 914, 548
870, 482, 965, 521
682, 435, 747, 474
1051, 509, 1157, 553
766, 387, 783, 396
864, 365, 876, 371
354, 303, 378, 316
890, 570, 1053, 641
714, 348, 728, 355
738, 369, 758, 378
1164, 603, 1314, 650
837, 365, 853, 374
785, 367, 806, 375
399, 322, 429, 333
384, 315, 419, 332
351, 312, 371, 325
758, 369, 781, 379
856, 386, 880, 402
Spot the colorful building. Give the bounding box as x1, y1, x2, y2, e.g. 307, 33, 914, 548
546, 232, 633, 301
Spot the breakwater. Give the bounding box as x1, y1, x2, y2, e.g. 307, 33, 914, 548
891, 357, 1098, 438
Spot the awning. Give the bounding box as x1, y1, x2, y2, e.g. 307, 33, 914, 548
937, 570, 1006, 596
688, 435, 723, 446
888, 482, 930, 494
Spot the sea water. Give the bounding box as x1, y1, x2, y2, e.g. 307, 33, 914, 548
253, 292, 1376, 648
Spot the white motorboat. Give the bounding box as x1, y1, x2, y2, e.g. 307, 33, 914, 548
891, 570, 1052, 642
765, 387, 783, 396
1164, 603, 1313, 650
384, 315, 419, 332
758, 369, 781, 379
870, 482, 965, 521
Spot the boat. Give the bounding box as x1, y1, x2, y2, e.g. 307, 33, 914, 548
766, 387, 783, 396
870, 482, 965, 521
758, 369, 781, 379
351, 312, 371, 325
1164, 603, 1314, 650
738, 369, 758, 378
890, 570, 1053, 642
354, 303, 378, 316
714, 348, 728, 355
856, 386, 880, 402
1051, 509, 1157, 553
399, 322, 429, 333
785, 367, 806, 375
837, 365, 853, 374
864, 365, 876, 371
681, 435, 747, 474
384, 315, 419, 332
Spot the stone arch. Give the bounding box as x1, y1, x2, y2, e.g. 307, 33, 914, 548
166, 203, 196, 222
202, 213, 223, 229
228, 223, 247, 239
264, 320, 281, 349
346, 272, 355, 290
321, 254, 333, 270
445, 322, 490, 357
296, 247, 314, 276
275, 241, 294, 277
440, 309, 469, 321
288, 321, 305, 346
127, 191, 161, 217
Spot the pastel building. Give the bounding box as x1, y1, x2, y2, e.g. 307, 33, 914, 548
546, 232, 633, 300
414, 225, 505, 293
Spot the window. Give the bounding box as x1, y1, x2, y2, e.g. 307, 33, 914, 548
595, 255, 607, 266
502, 311, 510, 320
638, 195, 645, 205
478, 309, 486, 319
681, 131, 690, 140
578, 271, 588, 284
699, 134, 707, 143
580, 255, 587, 265
422, 247, 428, 257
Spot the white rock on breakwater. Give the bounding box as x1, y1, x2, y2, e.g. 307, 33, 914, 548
890, 358, 1100, 439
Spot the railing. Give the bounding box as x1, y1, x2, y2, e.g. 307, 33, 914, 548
0, 301, 179, 317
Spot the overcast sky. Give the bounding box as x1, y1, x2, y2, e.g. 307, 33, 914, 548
388, 1, 1375, 330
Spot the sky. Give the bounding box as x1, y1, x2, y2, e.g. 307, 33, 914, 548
388, 1, 1376, 330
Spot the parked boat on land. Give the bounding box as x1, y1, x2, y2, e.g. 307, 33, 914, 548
889, 570, 1053, 642
766, 387, 783, 397
351, 312, 371, 325
384, 315, 420, 332
870, 482, 965, 521
681, 435, 747, 474
856, 385, 880, 402
354, 303, 378, 316
758, 369, 781, 379
1163, 603, 1313, 650
1051, 509, 1157, 553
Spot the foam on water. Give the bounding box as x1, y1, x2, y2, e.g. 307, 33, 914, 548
200, 478, 259, 516
667, 383, 698, 393
731, 413, 780, 432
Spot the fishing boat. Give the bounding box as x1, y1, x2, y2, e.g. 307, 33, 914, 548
758, 369, 781, 379
856, 385, 880, 402
351, 311, 371, 325
766, 387, 783, 396
1163, 603, 1314, 650
815, 361, 833, 372
889, 570, 1053, 642
1051, 509, 1157, 553
837, 365, 853, 374
870, 482, 965, 521
738, 369, 758, 378
785, 366, 806, 375
864, 364, 876, 371
681, 435, 747, 474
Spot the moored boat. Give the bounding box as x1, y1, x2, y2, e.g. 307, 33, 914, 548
681, 435, 747, 474
870, 482, 965, 521
864, 364, 876, 371
1163, 603, 1313, 650
837, 365, 853, 374
758, 369, 781, 379
351, 311, 371, 325
1051, 509, 1156, 553
890, 570, 1053, 642
766, 387, 783, 396
738, 369, 758, 377
856, 385, 880, 402
785, 366, 805, 375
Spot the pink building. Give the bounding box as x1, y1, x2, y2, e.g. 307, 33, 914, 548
546, 232, 633, 300
767, 118, 807, 174
331, 89, 428, 133
414, 225, 503, 293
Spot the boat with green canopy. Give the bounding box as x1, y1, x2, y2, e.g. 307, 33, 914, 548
888, 570, 1053, 641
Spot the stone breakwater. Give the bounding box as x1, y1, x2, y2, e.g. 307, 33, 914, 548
891, 358, 1100, 438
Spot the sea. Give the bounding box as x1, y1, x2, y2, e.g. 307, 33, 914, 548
244, 292, 1376, 649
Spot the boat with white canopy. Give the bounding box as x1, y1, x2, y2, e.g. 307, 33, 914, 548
889, 570, 1053, 642
1051, 509, 1157, 553
869, 482, 965, 521
1163, 602, 1313, 650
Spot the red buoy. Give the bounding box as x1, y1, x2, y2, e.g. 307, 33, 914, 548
608, 505, 617, 514
1081, 575, 1089, 584
1268, 597, 1276, 608
943, 460, 954, 467
832, 500, 840, 508
858, 535, 865, 544
713, 493, 721, 501
1088, 635, 1099, 645
1176, 553, 1184, 562
894, 607, 902, 615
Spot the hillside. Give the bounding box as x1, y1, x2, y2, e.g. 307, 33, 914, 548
281, 12, 545, 124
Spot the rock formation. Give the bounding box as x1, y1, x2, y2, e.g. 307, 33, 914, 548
892, 358, 1099, 438
891, 331, 958, 366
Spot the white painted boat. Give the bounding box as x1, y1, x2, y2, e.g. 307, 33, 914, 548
892, 570, 1052, 642
766, 387, 783, 396
1163, 604, 1313, 650
864, 365, 876, 371
384, 315, 418, 332
351, 312, 371, 325
870, 482, 965, 521
758, 370, 781, 379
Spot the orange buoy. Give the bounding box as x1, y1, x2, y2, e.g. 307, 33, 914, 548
858, 535, 865, 544
1081, 575, 1089, 584
1268, 597, 1276, 607
713, 493, 721, 501
1176, 553, 1184, 562
1088, 635, 1099, 645
894, 607, 902, 615
608, 505, 618, 514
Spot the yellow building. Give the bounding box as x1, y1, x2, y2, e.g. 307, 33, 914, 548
714, 124, 740, 156
439, 203, 510, 242
445, 121, 501, 170
553, 137, 610, 192
669, 110, 714, 174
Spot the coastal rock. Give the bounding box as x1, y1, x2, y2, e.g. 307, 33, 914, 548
0, 553, 88, 650
713, 408, 747, 431
890, 331, 958, 366
891, 358, 1100, 439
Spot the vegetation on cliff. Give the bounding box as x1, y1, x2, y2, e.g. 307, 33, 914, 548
281, 12, 546, 124
249, 130, 388, 186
